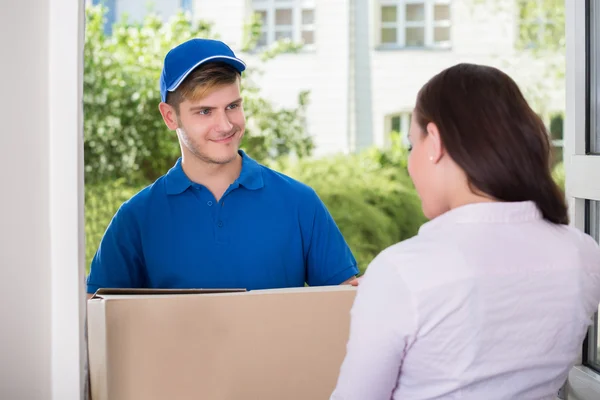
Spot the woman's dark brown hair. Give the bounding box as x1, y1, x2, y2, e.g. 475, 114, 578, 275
415, 63, 568, 224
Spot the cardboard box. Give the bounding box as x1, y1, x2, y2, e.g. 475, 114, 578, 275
87, 286, 356, 400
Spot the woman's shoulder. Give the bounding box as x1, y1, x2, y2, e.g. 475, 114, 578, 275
561, 224, 600, 268
377, 233, 457, 264
365, 235, 457, 282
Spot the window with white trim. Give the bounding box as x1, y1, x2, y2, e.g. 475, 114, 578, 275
548, 112, 564, 166
386, 112, 412, 146
379, 0, 451, 48
252, 0, 316, 47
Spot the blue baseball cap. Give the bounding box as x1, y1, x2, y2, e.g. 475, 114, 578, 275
159, 38, 246, 103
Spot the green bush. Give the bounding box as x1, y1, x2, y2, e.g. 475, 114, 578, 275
272, 150, 426, 274
85, 179, 144, 273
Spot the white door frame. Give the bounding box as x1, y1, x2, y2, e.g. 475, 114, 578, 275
49, 0, 87, 398
565, 0, 600, 399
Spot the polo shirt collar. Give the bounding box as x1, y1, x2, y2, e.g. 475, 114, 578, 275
236, 150, 264, 190
165, 150, 264, 195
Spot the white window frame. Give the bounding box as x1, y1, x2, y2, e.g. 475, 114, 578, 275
385, 112, 412, 147
252, 0, 316, 48
378, 0, 451, 49
565, 0, 600, 398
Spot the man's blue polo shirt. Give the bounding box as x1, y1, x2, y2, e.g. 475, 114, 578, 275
86, 150, 358, 293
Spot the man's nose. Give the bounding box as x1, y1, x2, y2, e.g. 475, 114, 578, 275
215, 111, 233, 133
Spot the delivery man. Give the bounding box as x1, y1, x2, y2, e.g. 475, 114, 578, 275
86, 38, 359, 298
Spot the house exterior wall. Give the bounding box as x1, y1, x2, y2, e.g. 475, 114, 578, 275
367, 0, 520, 148
115, 0, 184, 22
240, 0, 352, 155
104, 0, 564, 156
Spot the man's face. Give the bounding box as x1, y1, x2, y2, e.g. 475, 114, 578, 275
175, 81, 245, 165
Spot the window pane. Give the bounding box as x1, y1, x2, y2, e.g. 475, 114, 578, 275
275, 30, 293, 41
434, 27, 450, 43
549, 113, 564, 166
587, 200, 600, 369
257, 32, 267, 47
406, 27, 425, 46
391, 116, 401, 133
275, 9, 292, 25
381, 6, 397, 23
590, 200, 600, 244
256, 10, 267, 26
381, 28, 397, 44
591, 0, 600, 152
593, 121, 600, 153
302, 9, 314, 25
406, 4, 425, 22
181, 0, 193, 13
597, 309, 600, 364
550, 113, 564, 141
302, 30, 314, 44
551, 146, 563, 166
434, 4, 450, 21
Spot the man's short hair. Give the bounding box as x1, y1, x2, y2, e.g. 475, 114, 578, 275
166, 62, 241, 112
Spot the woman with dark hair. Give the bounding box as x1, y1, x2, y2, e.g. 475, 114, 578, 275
330, 63, 600, 400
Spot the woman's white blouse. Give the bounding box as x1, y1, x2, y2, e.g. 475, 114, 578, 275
331, 201, 600, 400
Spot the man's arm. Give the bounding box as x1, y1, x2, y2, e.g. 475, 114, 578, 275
86, 203, 145, 295
304, 189, 359, 286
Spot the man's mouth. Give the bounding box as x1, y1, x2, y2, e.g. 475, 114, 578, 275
211, 131, 236, 143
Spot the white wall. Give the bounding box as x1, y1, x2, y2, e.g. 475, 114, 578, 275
99, 0, 565, 156
195, 0, 248, 49
0, 2, 51, 396
241, 0, 352, 155
239, 0, 563, 154
0, 1, 86, 399
367, 0, 521, 147
117, 0, 182, 22
352, 0, 375, 151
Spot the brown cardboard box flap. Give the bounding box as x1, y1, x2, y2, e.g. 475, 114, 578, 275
91, 287, 246, 299
87, 285, 356, 400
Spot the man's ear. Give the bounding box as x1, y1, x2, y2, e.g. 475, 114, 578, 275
158, 102, 179, 130
426, 122, 445, 164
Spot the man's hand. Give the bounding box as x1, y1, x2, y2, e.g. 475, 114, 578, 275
350, 276, 363, 286
342, 276, 363, 286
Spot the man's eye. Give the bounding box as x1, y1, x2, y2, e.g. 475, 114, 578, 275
227, 103, 239, 110
408, 144, 413, 152
197, 109, 210, 115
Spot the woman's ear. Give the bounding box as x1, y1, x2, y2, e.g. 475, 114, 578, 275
426, 122, 444, 163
